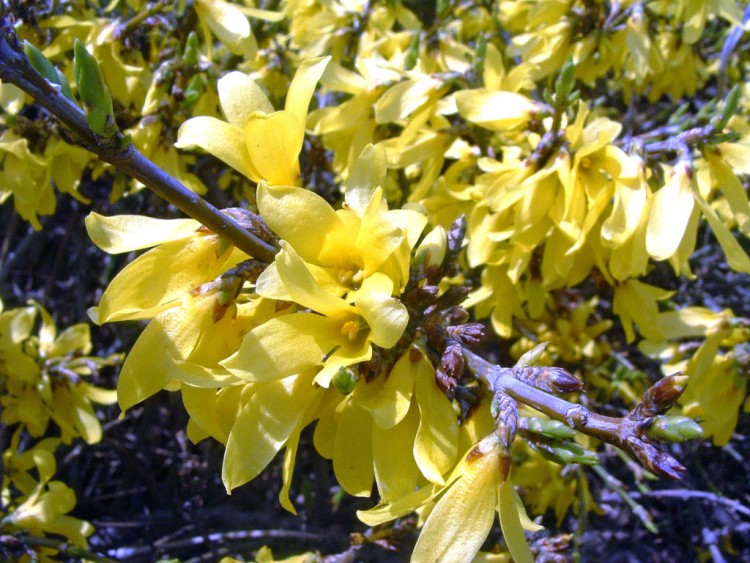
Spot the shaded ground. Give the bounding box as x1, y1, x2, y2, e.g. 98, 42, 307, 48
1, 187, 749, 562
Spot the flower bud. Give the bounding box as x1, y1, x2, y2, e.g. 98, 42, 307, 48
333, 366, 359, 394
639, 374, 688, 417
415, 226, 447, 270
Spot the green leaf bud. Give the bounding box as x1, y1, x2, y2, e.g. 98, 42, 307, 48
183, 31, 200, 67
24, 41, 74, 101
516, 342, 548, 367
555, 57, 575, 102
73, 38, 117, 137
525, 417, 576, 440
649, 416, 703, 443
534, 439, 599, 466
404, 32, 420, 71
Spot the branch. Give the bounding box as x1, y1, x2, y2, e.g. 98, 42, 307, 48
463, 348, 689, 479
0, 15, 277, 263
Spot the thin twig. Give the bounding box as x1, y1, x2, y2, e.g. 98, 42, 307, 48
632, 489, 750, 518
0, 15, 277, 263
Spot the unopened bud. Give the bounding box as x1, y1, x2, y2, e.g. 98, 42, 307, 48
516, 342, 548, 367
649, 416, 703, 443
524, 417, 576, 440
24, 41, 74, 100
74, 39, 117, 137
625, 437, 685, 479
333, 366, 359, 394
639, 374, 688, 417
530, 437, 599, 466
416, 226, 447, 269
183, 31, 200, 66
512, 365, 583, 394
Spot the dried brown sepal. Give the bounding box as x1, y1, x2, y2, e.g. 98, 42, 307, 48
511, 365, 584, 394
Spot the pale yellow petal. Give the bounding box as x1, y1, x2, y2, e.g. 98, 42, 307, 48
498, 477, 534, 563
333, 397, 374, 497
276, 242, 353, 318
358, 352, 414, 429
85, 213, 200, 253
285, 56, 331, 144
222, 373, 314, 492
258, 183, 354, 268
218, 71, 273, 127
221, 314, 329, 382
646, 165, 695, 261
353, 273, 408, 349
372, 401, 420, 502
244, 111, 301, 185
176, 116, 258, 180
413, 354, 458, 484
412, 446, 501, 563
345, 144, 387, 215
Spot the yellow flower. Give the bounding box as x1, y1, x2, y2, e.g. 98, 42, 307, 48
359, 432, 536, 563
223, 242, 408, 387
2, 440, 93, 550
175, 57, 330, 185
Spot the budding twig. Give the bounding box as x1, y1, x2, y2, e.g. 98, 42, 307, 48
0, 15, 277, 263
463, 348, 689, 479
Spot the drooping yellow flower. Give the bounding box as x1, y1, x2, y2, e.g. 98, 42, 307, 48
175, 57, 330, 185
359, 432, 536, 563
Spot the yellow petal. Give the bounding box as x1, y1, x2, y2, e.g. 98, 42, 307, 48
358, 352, 414, 428
175, 116, 258, 181
244, 111, 301, 185
285, 57, 331, 145
276, 242, 353, 318
646, 164, 695, 261
222, 373, 314, 492
221, 314, 330, 382
455, 90, 538, 130
413, 354, 458, 484
345, 144, 387, 215
85, 213, 199, 253
498, 475, 534, 563
92, 235, 242, 323
412, 441, 502, 563
195, 0, 256, 57
218, 71, 273, 126
258, 183, 355, 268
117, 318, 181, 411
372, 401, 420, 502
333, 397, 374, 497
692, 182, 750, 273
353, 273, 408, 349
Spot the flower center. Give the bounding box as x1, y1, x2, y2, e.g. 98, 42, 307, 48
341, 319, 361, 341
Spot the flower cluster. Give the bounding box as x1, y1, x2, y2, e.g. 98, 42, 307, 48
0, 299, 117, 559
3, 0, 750, 560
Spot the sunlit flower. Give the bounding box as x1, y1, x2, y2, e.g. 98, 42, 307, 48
176, 57, 330, 185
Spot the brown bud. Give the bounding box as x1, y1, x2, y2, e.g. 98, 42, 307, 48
446, 322, 484, 344
625, 437, 686, 480
512, 365, 583, 394
638, 374, 688, 418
